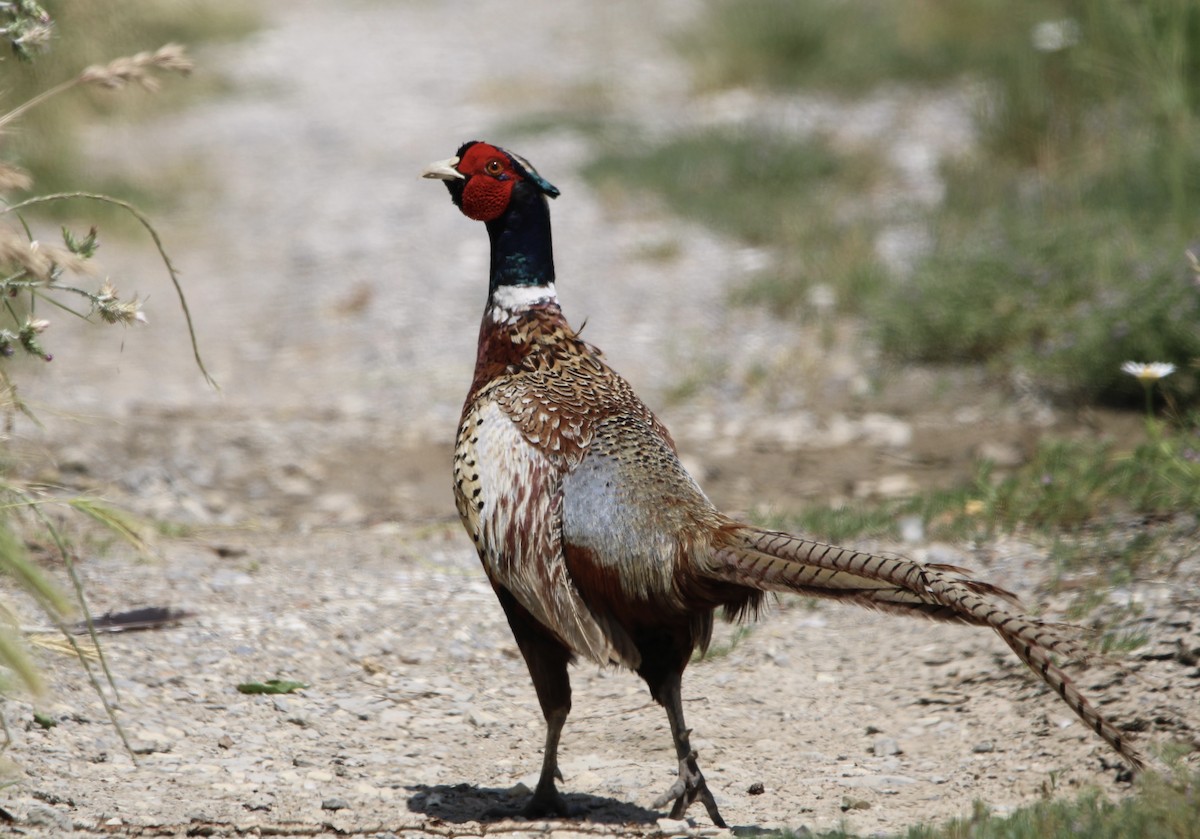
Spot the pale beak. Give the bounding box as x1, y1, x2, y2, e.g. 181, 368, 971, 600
421, 156, 464, 181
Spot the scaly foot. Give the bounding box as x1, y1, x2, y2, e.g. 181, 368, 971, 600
522, 783, 571, 819
651, 751, 727, 828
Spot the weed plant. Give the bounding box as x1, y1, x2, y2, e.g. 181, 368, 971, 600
0, 2, 211, 745
3, 0, 258, 211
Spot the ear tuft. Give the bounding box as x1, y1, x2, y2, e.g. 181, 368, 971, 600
508, 150, 560, 198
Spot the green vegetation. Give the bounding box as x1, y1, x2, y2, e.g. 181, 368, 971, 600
693, 625, 754, 662
759, 419, 1200, 592
949, 430, 1200, 534
583, 129, 888, 317
757, 770, 1200, 838
686, 0, 1200, 173
586, 130, 861, 244
681, 0, 989, 94
910, 780, 1200, 839
236, 679, 308, 695
873, 146, 1200, 407
591, 0, 1200, 409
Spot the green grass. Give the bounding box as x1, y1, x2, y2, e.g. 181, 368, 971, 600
872, 151, 1200, 408
585, 129, 851, 243
908, 773, 1200, 839
748, 770, 1200, 838
680, 0, 996, 95
582, 128, 889, 317
659, 0, 1200, 410
782, 502, 903, 546
965, 431, 1200, 531
693, 625, 754, 662
761, 422, 1200, 588
685, 0, 1200, 167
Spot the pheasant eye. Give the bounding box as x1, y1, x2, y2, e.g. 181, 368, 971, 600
484, 159, 504, 176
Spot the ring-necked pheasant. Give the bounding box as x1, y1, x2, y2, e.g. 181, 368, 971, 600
422, 141, 1145, 827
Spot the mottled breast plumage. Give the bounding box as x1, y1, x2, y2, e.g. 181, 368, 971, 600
463, 305, 672, 470
453, 302, 664, 667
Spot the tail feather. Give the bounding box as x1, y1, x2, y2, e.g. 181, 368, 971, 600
706, 524, 1146, 770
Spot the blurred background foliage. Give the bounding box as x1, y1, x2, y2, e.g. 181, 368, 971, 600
3, 0, 258, 209
590, 0, 1199, 410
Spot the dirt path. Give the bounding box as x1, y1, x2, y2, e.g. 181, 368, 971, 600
3, 1, 1198, 837
6, 526, 1197, 838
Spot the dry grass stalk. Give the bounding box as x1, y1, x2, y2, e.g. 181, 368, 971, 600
78, 43, 193, 91
0, 226, 93, 282
0, 9, 201, 759
0, 43, 193, 130
0, 163, 32, 193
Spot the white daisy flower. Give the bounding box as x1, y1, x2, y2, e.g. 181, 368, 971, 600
1121, 361, 1176, 382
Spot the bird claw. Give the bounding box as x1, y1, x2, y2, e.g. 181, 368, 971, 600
483, 786, 571, 821
652, 752, 727, 828
522, 786, 571, 819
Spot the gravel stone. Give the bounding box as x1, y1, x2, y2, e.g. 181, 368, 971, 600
656, 817, 691, 835
872, 737, 902, 756
22, 806, 73, 832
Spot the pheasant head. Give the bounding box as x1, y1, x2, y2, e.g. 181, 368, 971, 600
424, 142, 561, 293
423, 141, 559, 221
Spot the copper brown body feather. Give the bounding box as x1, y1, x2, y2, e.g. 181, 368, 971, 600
455, 303, 754, 669
427, 141, 1145, 827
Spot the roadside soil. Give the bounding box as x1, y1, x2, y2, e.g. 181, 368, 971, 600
2, 1, 1197, 837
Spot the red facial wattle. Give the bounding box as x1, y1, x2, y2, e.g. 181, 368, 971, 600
461, 175, 516, 222
456, 142, 523, 222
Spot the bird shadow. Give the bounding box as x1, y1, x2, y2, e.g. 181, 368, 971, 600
405, 783, 662, 825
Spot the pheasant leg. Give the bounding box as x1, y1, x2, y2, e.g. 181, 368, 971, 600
493, 587, 574, 818
522, 705, 570, 817
651, 671, 727, 828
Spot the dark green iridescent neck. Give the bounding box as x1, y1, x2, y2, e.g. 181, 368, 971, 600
486, 188, 555, 291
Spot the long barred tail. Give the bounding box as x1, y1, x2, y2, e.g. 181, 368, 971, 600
705, 524, 1146, 770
